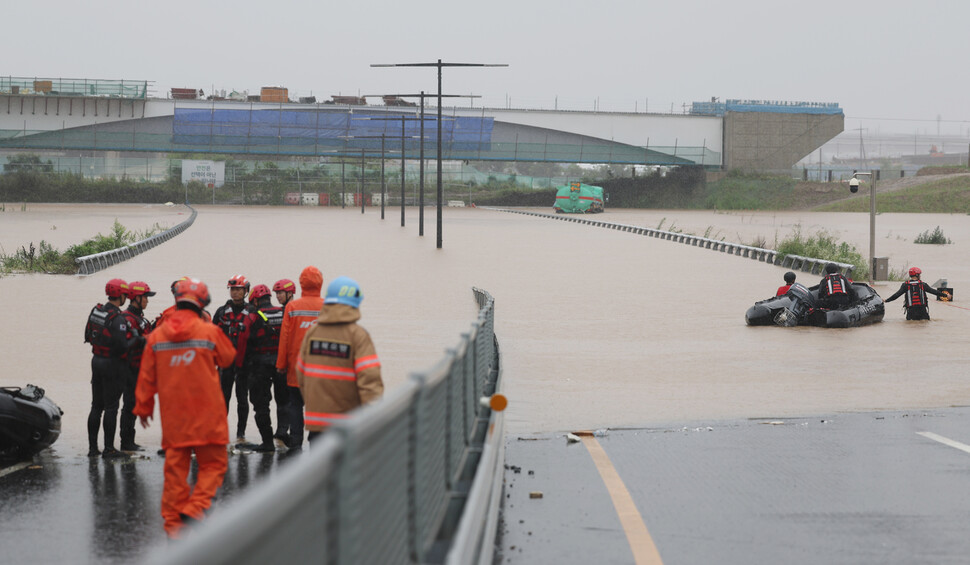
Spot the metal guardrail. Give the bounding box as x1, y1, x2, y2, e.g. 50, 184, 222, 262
74, 205, 197, 275
156, 288, 503, 565
492, 208, 855, 277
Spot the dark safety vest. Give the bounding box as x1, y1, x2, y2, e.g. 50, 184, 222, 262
905, 281, 927, 308
249, 305, 283, 356
84, 303, 122, 358
122, 308, 152, 369
214, 302, 251, 347
824, 273, 848, 296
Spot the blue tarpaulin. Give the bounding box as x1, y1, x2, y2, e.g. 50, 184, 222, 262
173, 109, 493, 150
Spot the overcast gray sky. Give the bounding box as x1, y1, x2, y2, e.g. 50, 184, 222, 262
6, 0, 969, 137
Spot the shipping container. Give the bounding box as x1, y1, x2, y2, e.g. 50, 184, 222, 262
261, 87, 288, 103
171, 88, 198, 100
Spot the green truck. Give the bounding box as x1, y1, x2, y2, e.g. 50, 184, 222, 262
553, 182, 604, 213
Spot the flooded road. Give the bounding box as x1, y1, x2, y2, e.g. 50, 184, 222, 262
1, 203, 968, 562
1, 204, 968, 445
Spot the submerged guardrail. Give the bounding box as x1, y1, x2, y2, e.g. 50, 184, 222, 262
157, 288, 504, 565
74, 205, 197, 275
494, 209, 855, 277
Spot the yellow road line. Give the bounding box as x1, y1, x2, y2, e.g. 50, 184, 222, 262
580, 434, 664, 565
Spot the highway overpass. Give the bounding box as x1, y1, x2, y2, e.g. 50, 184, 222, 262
0, 78, 843, 171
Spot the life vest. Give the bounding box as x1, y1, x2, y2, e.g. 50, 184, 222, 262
214, 302, 251, 346
904, 281, 927, 308
249, 305, 283, 356
122, 307, 152, 368
85, 303, 122, 358
824, 273, 848, 296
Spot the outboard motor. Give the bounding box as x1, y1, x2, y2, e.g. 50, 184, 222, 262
774, 282, 816, 327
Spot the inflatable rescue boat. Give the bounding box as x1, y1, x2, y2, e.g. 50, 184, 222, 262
745, 282, 885, 328
0, 384, 63, 459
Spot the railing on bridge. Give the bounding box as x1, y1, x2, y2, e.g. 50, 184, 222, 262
0, 77, 149, 98
74, 205, 197, 275
496, 209, 855, 277
155, 288, 504, 565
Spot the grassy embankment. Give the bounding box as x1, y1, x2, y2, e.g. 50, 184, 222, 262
0, 219, 165, 275
813, 174, 970, 214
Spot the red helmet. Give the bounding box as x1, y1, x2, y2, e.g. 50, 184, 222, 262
228, 275, 250, 292
273, 279, 296, 293
250, 284, 271, 301
909, 267, 922, 277
105, 278, 128, 299
174, 278, 211, 309
127, 281, 156, 298
170, 276, 190, 295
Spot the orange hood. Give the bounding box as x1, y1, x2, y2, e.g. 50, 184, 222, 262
299, 266, 323, 297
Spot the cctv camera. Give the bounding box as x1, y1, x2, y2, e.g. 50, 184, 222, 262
848, 178, 860, 193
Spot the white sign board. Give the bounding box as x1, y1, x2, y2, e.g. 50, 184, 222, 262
182, 160, 225, 187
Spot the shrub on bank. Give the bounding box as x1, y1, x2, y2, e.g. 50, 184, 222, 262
776, 227, 869, 280
0, 220, 164, 275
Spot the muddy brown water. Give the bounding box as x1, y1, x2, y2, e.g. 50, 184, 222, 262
1, 204, 968, 453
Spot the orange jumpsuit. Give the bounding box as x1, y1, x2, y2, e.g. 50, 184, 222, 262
276, 266, 324, 386
133, 309, 236, 539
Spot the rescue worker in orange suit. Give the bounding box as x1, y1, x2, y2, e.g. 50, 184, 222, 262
297, 276, 383, 442
235, 284, 282, 451
119, 281, 155, 452
213, 275, 254, 443
133, 278, 235, 539
85, 278, 139, 459
270, 278, 296, 445
776, 271, 796, 296
276, 267, 324, 450
886, 267, 950, 320
817, 263, 853, 309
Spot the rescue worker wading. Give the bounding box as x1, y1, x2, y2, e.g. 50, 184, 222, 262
296, 276, 383, 442
213, 275, 254, 443
276, 267, 324, 450
235, 284, 282, 451
119, 281, 156, 452
133, 278, 236, 539
817, 263, 853, 309
886, 267, 949, 320
85, 278, 140, 459
270, 278, 296, 446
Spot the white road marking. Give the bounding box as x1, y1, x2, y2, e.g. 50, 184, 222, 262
917, 431, 970, 454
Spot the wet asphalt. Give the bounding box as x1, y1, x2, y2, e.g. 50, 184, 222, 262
5, 409, 970, 564
0, 447, 301, 565
499, 408, 970, 565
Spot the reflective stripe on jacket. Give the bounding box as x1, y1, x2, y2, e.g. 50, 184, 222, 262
296, 303, 383, 432
133, 309, 236, 448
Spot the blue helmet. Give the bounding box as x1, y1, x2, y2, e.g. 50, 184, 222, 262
324, 276, 363, 308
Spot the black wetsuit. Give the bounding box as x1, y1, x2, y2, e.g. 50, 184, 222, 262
886, 280, 945, 320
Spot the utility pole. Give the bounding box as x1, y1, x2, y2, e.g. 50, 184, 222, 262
372, 60, 507, 248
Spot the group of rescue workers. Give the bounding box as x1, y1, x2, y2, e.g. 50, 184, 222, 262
84, 266, 384, 538
776, 263, 950, 320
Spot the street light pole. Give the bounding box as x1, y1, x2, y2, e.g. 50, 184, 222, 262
852, 171, 875, 284
380, 133, 385, 220
419, 91, 425, 237
372, 60, 507, 248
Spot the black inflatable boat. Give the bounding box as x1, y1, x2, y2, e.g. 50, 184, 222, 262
746, 282, 885, 328
0, 384, 63, 459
